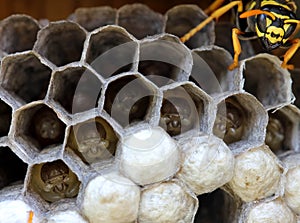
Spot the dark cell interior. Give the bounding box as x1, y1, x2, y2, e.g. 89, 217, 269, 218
159, 87, 203, 136
118, 4, 164, 39
213, 97, 247, 145
86, 30, 137, 78
25, 106, 66, 150
103, 75, 153, 127
0, 147, 27, 189
0, 15, 39, 54
1, 54, 51, 103
35, 23, 86, 66
0, 100, 12, 137
265, 110, 293, 154
194, 189, 232, 223
53, 67, 102, 114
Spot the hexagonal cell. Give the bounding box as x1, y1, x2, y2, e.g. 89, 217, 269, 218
103, 74, 157, 128
34, 21, 86, 67
194, 189, 237, 223
50, 66, 102, 114
240, 54, 292, 109
0, 52, 52, 104
0, 99, 12, 137
265, 105, 300, 154
213, 93, 268, 151
67, 117, 119, 165
0, 15, 40, 54
0, 146, 27, 189
191, 46, 236, 94
165, 5, 214, 49
13, 104, 66, 152
159, 83, 211, 137
117, 3, 164, 39
85, 26, 138, 78
138, 35, 192, 87
29, 159, 81, 203
69, 6, 117, 31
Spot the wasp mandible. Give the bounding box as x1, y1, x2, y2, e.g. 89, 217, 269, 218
181, 0, 300, 70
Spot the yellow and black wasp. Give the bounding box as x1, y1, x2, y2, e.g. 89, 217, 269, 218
181, 0, 300, 70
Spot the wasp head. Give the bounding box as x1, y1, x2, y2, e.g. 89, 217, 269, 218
255, 6, 298, 51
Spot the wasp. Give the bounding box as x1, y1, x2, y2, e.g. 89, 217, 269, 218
181, 0, 300, 70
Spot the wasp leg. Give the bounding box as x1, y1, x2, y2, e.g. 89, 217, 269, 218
204, 0, 226, 15
27, 210, 34, 223
180, 1, 243, 43
281, 39, 300, 70
228, 28, 244, 70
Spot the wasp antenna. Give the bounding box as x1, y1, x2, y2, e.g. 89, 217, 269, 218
240, 9, 276, 20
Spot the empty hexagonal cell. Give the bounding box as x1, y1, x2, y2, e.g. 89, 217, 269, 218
13, 104, 66, 152
138, 35, 192, 87
165, 5, 214, 49
85, 26, 138, 78
213, 93, 268, 150
0, 15, 40, 54
0, 52, 52, 104
69, 6, 117, 31
191, 46, 236, 94
159, 83, 211, 137
34, 21, 86, 67
29, 159, 81, 203
241, 54, 292, 109
195, 189, 237, 223
117, 3, 164, 39
103, 74, 157, 128
0, 146, 27, 189
67, 117, 119, 165
265, 105, 300, 154
50, 66, 102, 114
0, 99, 12, 137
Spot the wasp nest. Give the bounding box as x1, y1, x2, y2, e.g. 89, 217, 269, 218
0, 2, 299, 223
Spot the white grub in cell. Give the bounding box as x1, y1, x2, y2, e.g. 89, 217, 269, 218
82, 171, 140, 223
0, 200, 41, 223
138, 180, 198, 223
243, 199, 296, 223
282, 153, 300, 214
44, 210, 88, 223
118, 126, 180, 186
176, 132, 234, 195
227, 145, 282, 202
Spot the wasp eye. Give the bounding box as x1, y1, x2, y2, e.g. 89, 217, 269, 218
283, 23, 297, 39
257, 14, 267, 33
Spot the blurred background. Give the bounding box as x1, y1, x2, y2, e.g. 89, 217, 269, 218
0, 0, 217, 20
